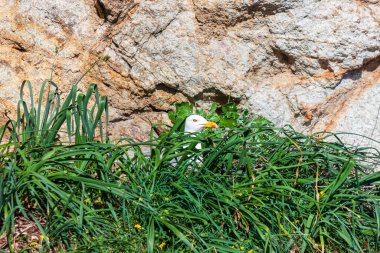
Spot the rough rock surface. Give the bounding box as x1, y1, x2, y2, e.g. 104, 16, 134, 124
0, 0, 380, 146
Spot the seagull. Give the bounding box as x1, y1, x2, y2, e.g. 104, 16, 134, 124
184, 115, 218, 150
122, 115, 218, 163
184, 115, 218, 134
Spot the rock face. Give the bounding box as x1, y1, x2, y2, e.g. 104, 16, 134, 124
0, 0, 380, 146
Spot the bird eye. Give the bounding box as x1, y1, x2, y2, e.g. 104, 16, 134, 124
192, 119, 198, 122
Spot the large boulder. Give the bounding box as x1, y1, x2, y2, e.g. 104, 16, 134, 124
0, 0, 379, 146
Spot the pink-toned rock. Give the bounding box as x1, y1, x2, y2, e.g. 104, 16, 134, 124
0, 0, 379, 148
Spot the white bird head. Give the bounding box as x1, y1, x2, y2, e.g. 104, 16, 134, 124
184, 115, 218, 133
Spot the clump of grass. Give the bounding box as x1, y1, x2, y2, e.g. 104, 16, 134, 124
0, 81, 379, 252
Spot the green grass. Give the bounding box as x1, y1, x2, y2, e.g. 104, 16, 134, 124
0, 80, 379, 252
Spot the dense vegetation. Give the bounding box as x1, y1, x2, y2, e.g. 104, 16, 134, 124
0, 79, 379, 252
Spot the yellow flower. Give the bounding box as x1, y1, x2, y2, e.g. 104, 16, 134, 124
134, 224, 142, 230
247, 250, 254, 253
40, 234, 49, 241
30, 241, 39, 247
240, 246, 245, 250
138, 197, 143, 202
158, 242, 166, 250
294, 219, 300, 224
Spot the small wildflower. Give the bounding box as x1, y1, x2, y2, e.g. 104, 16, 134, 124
40, 234, 49, 241
319, 191, 325, 197
138, 197, 143, 202
30, 241, 39, 247
294, 219, 300, 224
158, 242, 166, 250
94, 197, 102, 204
240, 246, 245, 250
134, 224, 142, 230
247, 250, 254, 253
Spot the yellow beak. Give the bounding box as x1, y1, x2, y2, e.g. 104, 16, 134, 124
202, 121, 218, 128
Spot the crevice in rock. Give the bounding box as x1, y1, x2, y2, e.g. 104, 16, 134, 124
94, 0, 108, 21
232, 5, 256, 25
272, 47, 295, 66
122, 105, 165, 117
12, 44, 27, 52
309, 54, 380, 131
192, 87, 241, 105
1, 36, 29, 53
252, 2, 299, 16
362, 54, 380, 72
153, 83, 192, 105
155, 83, 178, 95
109, 116, 128, 123
152, 11, 181, 37
286, 54, 380, 130
94, 0, 139, 25
243, 3, 281, 18
271, 47, 296, 75
329, 54, 380, 90
318, 59, 334, 72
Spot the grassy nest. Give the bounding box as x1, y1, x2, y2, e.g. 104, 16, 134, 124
0, 81, 379, 252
